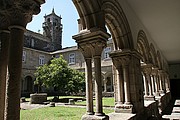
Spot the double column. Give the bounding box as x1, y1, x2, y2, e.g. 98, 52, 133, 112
141, 64, 155, 100
73, 29, 110, 117
0, 1, 44, 120
110, 51, 133, 112
158, 70, 170, 94
151, 67, 160, 96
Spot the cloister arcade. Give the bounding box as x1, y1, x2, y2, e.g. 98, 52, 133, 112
0, 0, 176, 120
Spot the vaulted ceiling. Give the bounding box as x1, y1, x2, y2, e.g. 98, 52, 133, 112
127, 0, 180, 63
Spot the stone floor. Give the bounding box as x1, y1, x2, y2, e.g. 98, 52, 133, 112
162, 98, 180, 120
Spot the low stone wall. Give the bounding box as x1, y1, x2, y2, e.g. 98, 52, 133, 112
30, 93, 47, 104
144, 101, 160, 119
156, 92, 171, 114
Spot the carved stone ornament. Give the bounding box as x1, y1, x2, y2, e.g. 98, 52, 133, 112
141, 63, 152, 75
0, 0, 44, 27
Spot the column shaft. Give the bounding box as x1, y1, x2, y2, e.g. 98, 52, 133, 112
159, 74, 164, 94
0, 31, 10, 120
94, 56, 103, 116
146, 74, 153, 96
85, 58, 94, 115
143, 75, 148, 97
116, 68, 124, 104
123, 65, 131, 104
5, 27, 25, 120
154, 75, 159, 96
151, 75, 155, 95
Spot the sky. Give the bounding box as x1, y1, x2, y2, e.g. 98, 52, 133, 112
27, 0, 79, 48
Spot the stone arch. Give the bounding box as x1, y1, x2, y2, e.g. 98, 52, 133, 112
150, 43, 158, 67
102, 0, 134, 50
157, 51, 162, 69
72, 0, 106, 31
137, 30, 151, 63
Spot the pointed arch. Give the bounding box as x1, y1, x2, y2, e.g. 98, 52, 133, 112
157, 51, 162, 69
137, 30, 150, 63
102, 0, 134, 50
149, 43, 158, 67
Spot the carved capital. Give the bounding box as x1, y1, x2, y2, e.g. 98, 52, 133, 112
1, 0, 44, 27
110, 49, 133, 68
141, 63, 152, 75
0, 11, 10, 30
151, 67, 159, 76
78, 43, 92, 59
73, 29, 110, 58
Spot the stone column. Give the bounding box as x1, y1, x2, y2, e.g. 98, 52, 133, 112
158, 70, 164, 95
164, 73, 170, 93
110, 50, 142, 113
116, 67, 124, 106
85, 58, 94, 115
151, 74, 155, 95
94, 55, 104, 116
4, 1, 44, 120
141, 64, 155, 100
142, 74, 148, 97
77, 43, 94, 115
73, 29, 110, 119
151, 67, 160, 96
5, 25, 26, 120
0, 30, 10, 120
121, 57, 131, 105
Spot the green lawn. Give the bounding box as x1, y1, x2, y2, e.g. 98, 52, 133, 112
20, 106, 114, 120
21, 96, 115, 120
75, 97, 115, 107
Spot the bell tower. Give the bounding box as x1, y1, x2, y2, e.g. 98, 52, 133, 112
43, 8, 63, 51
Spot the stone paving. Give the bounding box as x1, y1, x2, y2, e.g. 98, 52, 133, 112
162, 99, 180, 120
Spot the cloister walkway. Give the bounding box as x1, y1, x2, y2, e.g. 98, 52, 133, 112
162, 98, 180, 119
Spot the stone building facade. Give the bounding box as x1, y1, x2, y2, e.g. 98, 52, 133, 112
21, 9, 62, 95
21, 10, 114, 96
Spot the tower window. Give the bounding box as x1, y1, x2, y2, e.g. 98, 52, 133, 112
69, 53, 75, 65
39, 55, 45, 65
47, 18, 50, 22
104, 47, 111, 59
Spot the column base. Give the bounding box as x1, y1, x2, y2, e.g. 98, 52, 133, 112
115, 103, 133, 113
144, 95, 155, 101
82, 114, 109, 120
87, 112, 94, 115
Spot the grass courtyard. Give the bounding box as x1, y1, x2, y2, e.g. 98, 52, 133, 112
20, 96, 115, 120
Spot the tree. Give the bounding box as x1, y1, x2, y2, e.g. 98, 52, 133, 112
34, 55, 85, 94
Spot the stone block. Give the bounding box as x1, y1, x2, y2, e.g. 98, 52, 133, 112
81, 114, 109, 120
30, 93, 47, 104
